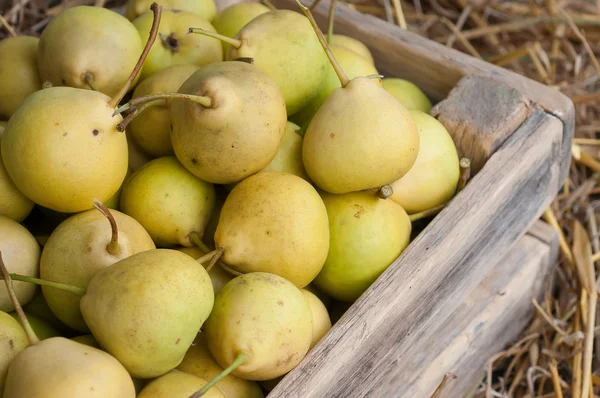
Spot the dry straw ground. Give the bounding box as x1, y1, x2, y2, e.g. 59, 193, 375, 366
1, 0, 599, 396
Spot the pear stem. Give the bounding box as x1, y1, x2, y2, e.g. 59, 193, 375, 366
457, 157, 471, 193
116, 99, 165, 132
0, 252, 40, 345
10, 274, 86, 297
93, 199, 120, 256
84, 72, 99, 91
409, 203, 447, 223
188, 28, 242, 49
376, 184, 394, 199
189, 232, 213, 254
205, 247, 224, 273
113, 93, 212, 116
0, 15, 17, 37
109, 3, 162, 108
197, 249, 218, 266
189, 352, 247, 398
326, 0, 336, 44
297, 0, 350, 87
218, 262, 243, 277
262, 0, 277, 10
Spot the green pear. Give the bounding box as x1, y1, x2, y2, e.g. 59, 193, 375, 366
261, 122, 309, 181
120, 156, 215, 247
80, 249, 214, 378
390, 110, 459, 214
212, 2, 270, 56
126, 0, 217, 22
314, 191, 411, 301
215, 172, 329, 288
170, 61, 287, 184
132, 10, 222, 80
381, 78, 432, 113
0, 216, 40, 311
23, 292, 72, 334
202, 186, 227, 250
0, 136, 34, 222
129, 65, 199, 157
37, 6, 143, 97
0, 311, 28, 393
126, 131, 152, 172
178, 334, 264, 398
40, 206, 155, 332
204, 272, 312, 380
103, 168, 132, 210
0, 36, 41, 118
9, 311, 60, 340
177, 247, 233, 295
138, 370, 224, 398
301, 289, 331, 350
330, 34, 374, 65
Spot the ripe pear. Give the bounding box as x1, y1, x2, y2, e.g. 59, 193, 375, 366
291, 44, 380, 132
331, 34, 374, 65
129, 65, 199, 157
1, 87, 128, 212
202, 186, 227, 250
261, 122, 309, 181
0, 36, 42, 118
381, 78, 432, 113
204, 272, 312, 380
71, 334, 100, 348
178, 334, 264, 398
138, 370, 224, 398
0, 138, 34, 222
132, 10, 222, 80
170, 61, 286, 184
0, 121, 6, 131
314, 191, 411, 301
4, 337, 136, 397
9, 312, 61, 340
212, 2, 269, 56
80, 249, 214, 378
0, 311, 28, 393
301, 289, 331, 349
390, 110, 460, 214
120, 156, 215, 247
127, 131, 152, 172
0, 216, 40, 311
23, 292, 72, 334
177, 247, 233, 295
126, 0, 217, 22
215, 172, 329, 288
103, 168, 132, 210
40, 207, 155, 332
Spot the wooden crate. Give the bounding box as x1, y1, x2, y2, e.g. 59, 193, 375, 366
213, 0, 572, 395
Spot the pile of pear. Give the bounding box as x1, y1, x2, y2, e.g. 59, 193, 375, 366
0, 0, 461, 396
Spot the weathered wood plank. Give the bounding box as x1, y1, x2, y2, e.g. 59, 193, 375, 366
269, 110, 563, 398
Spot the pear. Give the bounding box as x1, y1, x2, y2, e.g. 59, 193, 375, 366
381, 78, 432, 113
170, 61, 287, 184
138, 370, 224, 397
129, 65, 200, 157
331, 34, 374, 65
80, 249, 214, 378
261, 122, 310, 181
9, 312, 61, 340
299, 3, 419, 194
0, 216, 40, 311
0, 136, 34, 222
291, 44, 380, 132
40, 204, 155, 332
204, 272, 312, 380
177, 247, 233, 295
202, 186, 228, 250
0, 311, 28, 393
126, 0, 217, 22
71, 334, 100, 348
0, 121, 6, 131
301, 289, 331, 349
212, 2, 270, 56
0, 36, 42, 118
314, 191, 411, 301
132, 10, 222, 79
390, 110, 460, 214
120, 156, 215, 247
178, 334, 264, 398
126, 131, 152, 172
103, 168, 132, 210
215, 172, 329, 288
303, 283, 332, 307
23, 292, 72, 334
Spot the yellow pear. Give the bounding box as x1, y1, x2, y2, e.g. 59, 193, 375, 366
390, 110, 460, 214
8, 312, 60, 340
314, 191, 411, 301
204, 272, 312, 380
23, 291, 72, 334
202, 187, 227, 250
0, 311, 28, 393
178, 334, 264, 398
37, 6, 143, 97
126, 0, 217, 22
0, 216, 40, 311
331, 34, 374, 64
177, 247, 233, 295
0, 137, 34, 222
120, 156, 216, 247
138, 370, 224, 398
301, 289, 331, 349
132, 10, 222, 79
215, 172, 329, 288
212, 2, 269, 56
381, 78, 432, 113
0, 36, 41, 118
261, 122, 309, 181
126, 131, 151, 172
129, 64, 199, 157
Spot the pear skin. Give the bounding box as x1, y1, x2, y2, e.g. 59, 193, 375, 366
126, 0, 217, 22
314, 191, 411, 301
301, 289, 331, 350
212, 2, 269, 56
37, 6, 143, 97
40, 208, 155, 332
71, 334, 101, 349
0, 139, 34, 222
0, 216, 40, 311
330, 34, 374, 65
80, 249, 214, 378
0, 36, 41, 118
0, 311, 28, 393
261, 122, 310, 181
204, 272, 312, 380
138, 370, 224, 398
390, 110, 459, 214
176, 247, 233, 295
215, 172, 329, 288
382, 78, 433, 113
23, 291, 72, 335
